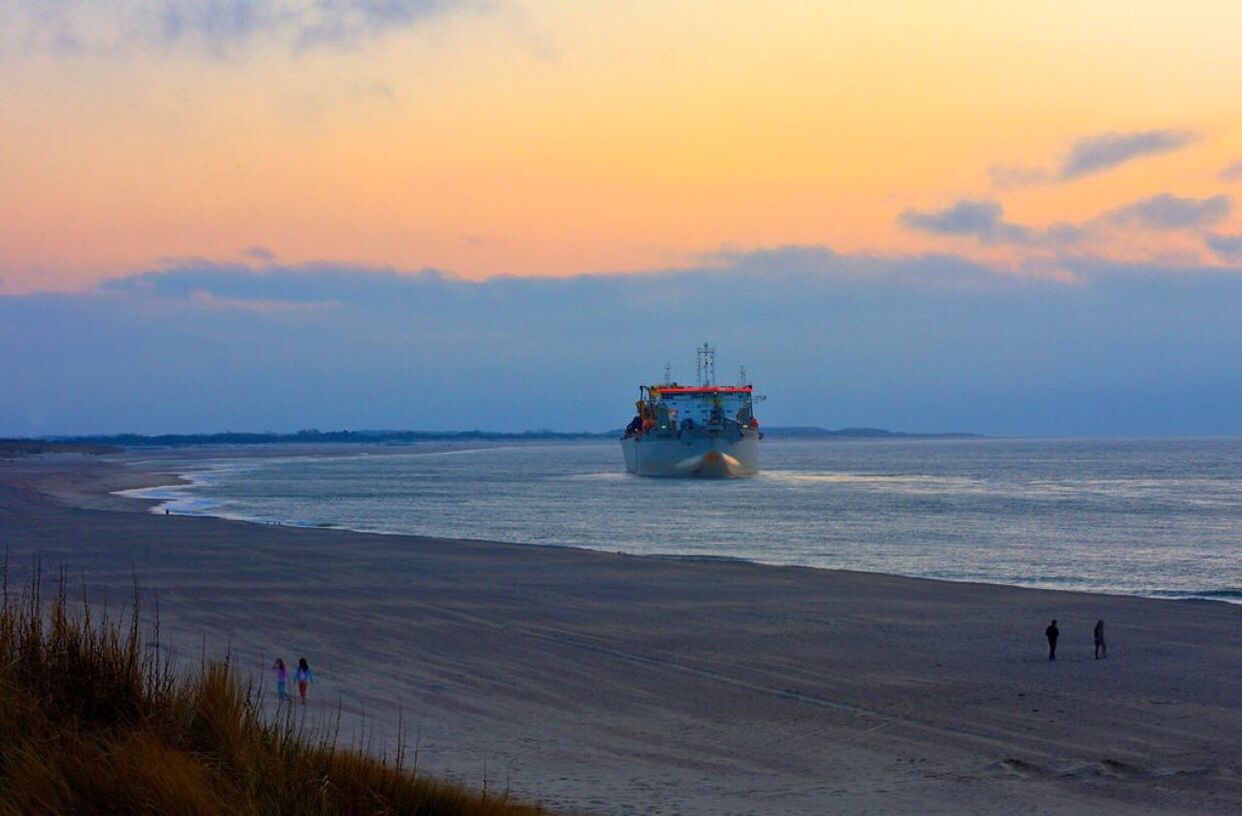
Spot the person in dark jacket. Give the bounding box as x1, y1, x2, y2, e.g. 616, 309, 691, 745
1045, 619, 1059, 661
1094, 619, 1107, 659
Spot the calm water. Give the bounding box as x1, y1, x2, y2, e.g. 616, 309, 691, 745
128, 438, 1242, 601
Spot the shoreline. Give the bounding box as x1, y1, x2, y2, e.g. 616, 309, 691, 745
2, 451, 1240, 814
106, 447, 1241, 606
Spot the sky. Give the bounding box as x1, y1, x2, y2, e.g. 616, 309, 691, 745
1, 1, 1240, 436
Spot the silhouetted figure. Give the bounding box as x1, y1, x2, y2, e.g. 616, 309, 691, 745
1094, 619, 1107, 659
1045, 619, 1059, 661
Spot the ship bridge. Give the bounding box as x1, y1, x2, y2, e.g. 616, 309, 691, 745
649, 385, 755, 429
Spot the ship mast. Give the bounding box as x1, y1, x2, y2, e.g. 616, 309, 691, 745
696, 342, 716, 386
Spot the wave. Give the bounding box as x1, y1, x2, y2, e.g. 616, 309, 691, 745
1148, 589, 1242, 602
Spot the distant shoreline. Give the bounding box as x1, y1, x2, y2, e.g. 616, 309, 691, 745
4, 426, 981, 450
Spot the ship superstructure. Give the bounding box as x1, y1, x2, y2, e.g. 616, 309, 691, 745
621, 344, 761, 477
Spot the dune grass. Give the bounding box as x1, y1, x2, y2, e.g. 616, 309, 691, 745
0, 566, 550, 815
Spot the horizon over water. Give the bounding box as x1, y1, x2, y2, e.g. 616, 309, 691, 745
123, 437, 1241, 603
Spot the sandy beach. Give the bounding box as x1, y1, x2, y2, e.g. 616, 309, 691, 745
2, 450, 1239, 815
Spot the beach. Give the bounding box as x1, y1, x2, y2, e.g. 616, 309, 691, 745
2, 450, 1239, 815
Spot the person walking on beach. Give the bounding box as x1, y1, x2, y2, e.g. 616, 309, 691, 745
1045, 619, 1059, 661
1094, 619, 1107, 659
295, 657, 314, 704
272, 658, 289, 702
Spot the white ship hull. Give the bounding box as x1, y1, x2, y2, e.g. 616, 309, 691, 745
621, 429, 759, 478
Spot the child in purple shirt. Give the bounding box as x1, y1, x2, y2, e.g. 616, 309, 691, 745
272, 658, 289, 702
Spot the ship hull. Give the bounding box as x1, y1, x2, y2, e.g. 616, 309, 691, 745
621, 430, 759, 478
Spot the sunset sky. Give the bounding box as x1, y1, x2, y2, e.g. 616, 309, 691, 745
2, 2, 1240, 435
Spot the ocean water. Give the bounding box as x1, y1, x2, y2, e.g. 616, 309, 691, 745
127, 437, 1242, 602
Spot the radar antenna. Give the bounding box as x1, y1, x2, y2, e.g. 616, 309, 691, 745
696, 342, 716, 386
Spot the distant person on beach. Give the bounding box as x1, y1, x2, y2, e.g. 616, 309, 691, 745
272, 658, 288, 702
1045, 619, 1059, 661
1094, 619, 1107, 659
295, 657, 314, 704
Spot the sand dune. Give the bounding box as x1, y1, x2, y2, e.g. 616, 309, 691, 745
2, 451, 1239, 814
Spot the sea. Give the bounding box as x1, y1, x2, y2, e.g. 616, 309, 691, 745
124, 437, 1242, 602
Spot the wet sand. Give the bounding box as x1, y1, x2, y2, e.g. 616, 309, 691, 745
1, 450, 1239, 814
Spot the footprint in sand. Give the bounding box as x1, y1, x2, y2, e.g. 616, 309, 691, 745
1060, 759, 1148, 779
990, 758, 1048, 778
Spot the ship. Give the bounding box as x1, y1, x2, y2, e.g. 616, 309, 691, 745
621, 344, 762, 477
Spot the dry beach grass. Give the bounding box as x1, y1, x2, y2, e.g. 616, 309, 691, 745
0, 565, 547, 816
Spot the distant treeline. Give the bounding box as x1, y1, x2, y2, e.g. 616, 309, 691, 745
7, 426, 979, 449
0, 440, 122, 458
30, 429, 611, 447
